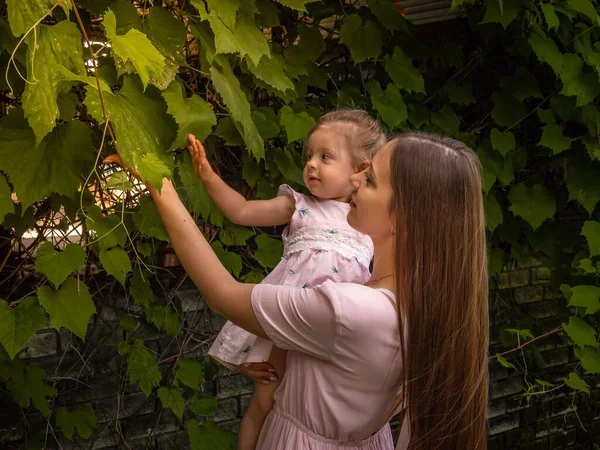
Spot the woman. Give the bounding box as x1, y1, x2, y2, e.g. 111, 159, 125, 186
106, 131, 489, 449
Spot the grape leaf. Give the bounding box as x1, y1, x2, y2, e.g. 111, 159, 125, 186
105, 171, 134, 191
215, 117, 244, 146
255, 235, 283, 269
0, 174, 14, 223
220, 223, 255, 247
56, 405, 97, 440
564, 372, 590, 394
256, 0, 281, 27
491, 92, 526, 128
246, 54, 295, 94
158, 386, 185, 421
495, 354, 516, 370
490, 129, 515, 156
272, 148, 304, 186
408, 104, 430, 129
485, 191, 503, 233
529, 32, 564, 76
132, 195, 170, 242
369, 0, 409, 33
37, 278, 96, 340
0, 297, 46, 359
367, 81, 407, 130
0, 109, 94, 208
538, 124, 572, 154
85, 75, 177, 189
145, 302, 181, 336
6, 0, 70, 37
35, 242, 86, 288
566, 0, 598, 22
574, 346, 600, 374
117, 339, 162, 397
273, 0, 319, 11
506, 328, 534, 341
175, 358, 204, 391
136, 242, 153, 258
582, 221, 600, 256
210, 57, 264, 159
444, 80, 476, 105
499, 68, 542, 102
202, 0, 240, 29
340, 15, 382, 63
86, 205, 127, 252
119, 315, 138, 332
188, 420, 237, 450
477, 146, 514, 192
383, 48, 425, 94
252, 107, 281, 140
480, 0, 521, 29
129, 269, 154, 307
508, 183, 556, 230
542, 4, 560, 30
568, 285, 600, 315
279, 105, 315, 143
559, 54, 600, 107
103, 9, 165, 89
99, 246, 132, 287
211, 241, 242, 277
563, 316, 598, 349
139, 6, 188, 66
297, 23, 325, 59
565, 161, 600, 215
162, 81, 216, 149
190, 395, 219, 416
6, 364, 57, 416
431, 104, 460, 137
578, 258, 597, 274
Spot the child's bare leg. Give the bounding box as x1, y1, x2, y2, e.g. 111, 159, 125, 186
237, 347, 287, 450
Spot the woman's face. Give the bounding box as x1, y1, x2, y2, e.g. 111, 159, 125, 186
347, 141, 395, 240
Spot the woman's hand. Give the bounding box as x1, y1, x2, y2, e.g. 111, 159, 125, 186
239, 362, 278, 384
188, 134, 217, 185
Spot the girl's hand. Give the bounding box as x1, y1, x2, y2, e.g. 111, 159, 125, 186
103, 154, 141, 181
188, 134, 217, 184
238, 362, 278, 384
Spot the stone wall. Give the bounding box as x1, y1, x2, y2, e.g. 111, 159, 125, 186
1, 262, 599, 449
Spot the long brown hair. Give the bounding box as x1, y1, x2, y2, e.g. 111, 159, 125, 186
390, 132, 489, 449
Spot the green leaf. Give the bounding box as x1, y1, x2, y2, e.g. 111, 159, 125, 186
568, 285, 600, 315
578, 258, 597, 274
559, 54, 600, 108
105, 171, 134, 191
86, 75, 177, 189
137, 242, 153, 258
529, 32, 564, 76
383, 48, 425, 94
210, 57, 264, 159
495, 354, 516, 369
86, 205, 127, 252
272, 148, 304, 186
220, 223, 255, 247
252, 107, 282, 140
490, 129, 515, 157
339, 15, 382, 63
508, 183, 556, 230
565, 161, 600, 215
129, 269, 154, 307
564, 372, 590, 394
538, 124, 572, 154
575, 346, 600, 374
242, 268, 265, 283
444, 80, 476, 105
407, 104, 430, 129
491, 92, 526, 128
215, 117, 244, 146
369, 0, 409, 32
582, 221, 600, 257
431, 104, 460, 137
175, 358, 204, 391
118, 339, 162, 397
477, 146, 514, 192
158, 386, 185, 421
7, 364, 57, 416
242, 151, 262, 188
485, 192, 503, 233
37, 278, 96, 340
99, 246, 132, 287
119, 315, 138, 332
56, 405, 97, 440
246, 54, 295, 94
298, 23, 325, 59
273, 0, 319, 11
190, 395, 219, 416
367, 81, 407, 130
133, 195, 170, 242
7, 0, 70, 37
566, 0, 598, 22
480, 0, 521, 29
177, 153, 224, 226
188, 420, 237, 450
542, 4, 560, 30
35, 242, 86, 288
0, 109, 94, 208
255, 235, 283, 269
506, 328, 534, 341
139, 6, 188, 66
162, 81, 216, 149
211, 241, 242, 277
256, 0, 281, 27
103, 9, 165, 89
499, 68, 542, 102
563, 316, 598, 349
145, 302, 181, 336
0, 297, 46, 359
535, 379, 555, 387
0, 174, 14, 222
279, 106, 315, 143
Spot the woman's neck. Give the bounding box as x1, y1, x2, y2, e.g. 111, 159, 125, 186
368, 235, 396, 288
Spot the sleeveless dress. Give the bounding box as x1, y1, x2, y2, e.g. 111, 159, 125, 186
208, 184, 374, 369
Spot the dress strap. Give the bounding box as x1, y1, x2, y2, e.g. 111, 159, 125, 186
375, 288, 396, 302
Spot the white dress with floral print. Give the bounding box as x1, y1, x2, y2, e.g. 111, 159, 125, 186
208, 184, 374, 369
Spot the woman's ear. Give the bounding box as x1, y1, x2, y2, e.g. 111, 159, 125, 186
357, 160, 370, 172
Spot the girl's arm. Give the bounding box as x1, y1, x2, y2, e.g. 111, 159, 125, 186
148, 177, 268, 338
189, 135, 295, 227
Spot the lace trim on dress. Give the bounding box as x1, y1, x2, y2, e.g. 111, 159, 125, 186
283, 227, 373, 268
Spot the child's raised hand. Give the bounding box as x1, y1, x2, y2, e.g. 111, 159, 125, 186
188, 134, 216, 184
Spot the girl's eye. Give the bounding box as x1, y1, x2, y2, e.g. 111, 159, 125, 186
322, 154, 330, 160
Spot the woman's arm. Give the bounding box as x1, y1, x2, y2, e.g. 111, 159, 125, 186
188, 135, 295, 227
147, 178, 268, 338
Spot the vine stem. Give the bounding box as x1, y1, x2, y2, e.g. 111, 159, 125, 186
495, 325, 562, 358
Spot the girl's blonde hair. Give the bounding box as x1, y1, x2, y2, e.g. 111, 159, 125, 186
390, 132, 489, 449
304, 109, 386, 170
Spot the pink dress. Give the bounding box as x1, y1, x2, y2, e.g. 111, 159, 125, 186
251, 282, 409, 449
208, 184, 374, 368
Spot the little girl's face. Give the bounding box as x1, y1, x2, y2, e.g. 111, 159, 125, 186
303, 126, 357, 202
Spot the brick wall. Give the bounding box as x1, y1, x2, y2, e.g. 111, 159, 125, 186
2, 262, 599, 449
